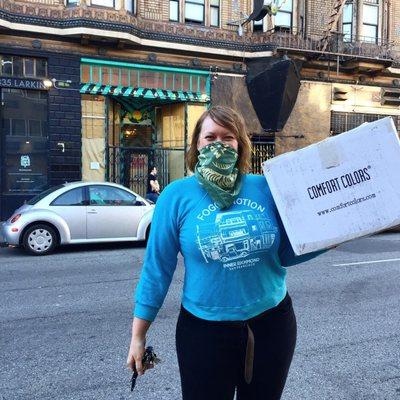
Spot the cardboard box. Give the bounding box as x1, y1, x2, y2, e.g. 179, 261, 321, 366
262, 117, 400, 255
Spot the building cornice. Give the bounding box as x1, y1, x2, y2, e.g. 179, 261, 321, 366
0, 0, 396, 63
0, 3, 275, 58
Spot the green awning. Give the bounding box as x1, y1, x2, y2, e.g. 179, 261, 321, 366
80, 84, 209, 102
81, 57, 211, 102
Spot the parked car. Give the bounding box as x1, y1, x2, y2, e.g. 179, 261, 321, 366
0, 182, 154, 256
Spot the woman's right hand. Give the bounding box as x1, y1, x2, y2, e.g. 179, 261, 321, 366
126, 317, 152, 375
127, 335, 146, 375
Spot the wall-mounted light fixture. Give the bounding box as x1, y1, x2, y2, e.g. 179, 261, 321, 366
43, 79, 53, 89
42, 78, 73, 90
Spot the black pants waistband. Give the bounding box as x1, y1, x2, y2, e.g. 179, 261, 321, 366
180, 292, 291, 327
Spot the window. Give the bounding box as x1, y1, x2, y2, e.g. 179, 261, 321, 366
342, 2, 353, 42
253, 19, 263, 32
66, 0, 78, 4
362, 1, 379, 43
3, 119, 11, 135
330, 112, 400, 135
210, 0, 220, 27
28, 120, 43, 137
27, 185, 64, 205
125, 0, 135, 13
51, 188, 85, 206
170, 0, 179, 21
36, 58, 47, 77
5, 93, 47, 138
2, 89, 49, 195
11, 119, 26, 136
12, 57, 23, 76
124, 0, 136, 14
185, 0, 205, 24
24, 58, 35, 77
1, 55, 13, 75
89, 185, 137, 206
0, 56, 47, 78
82, 95, 105, 141
275, 0, 293, 31
91, 0, 115, 7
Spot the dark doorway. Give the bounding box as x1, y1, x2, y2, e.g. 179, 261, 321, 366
0, 88, 48, 219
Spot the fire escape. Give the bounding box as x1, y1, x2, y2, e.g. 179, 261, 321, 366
317, 0, 348, 52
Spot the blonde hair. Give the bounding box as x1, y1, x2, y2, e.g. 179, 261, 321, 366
186, 105, 252, 173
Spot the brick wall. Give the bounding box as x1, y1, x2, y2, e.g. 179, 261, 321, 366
140, 0, 168, 20
391, 0, 400, 49
47, 54, 82, 186
219, 0, 251, 30
306, 0, 400, 46
307, 0, 335, 35
139, 0, 251, 28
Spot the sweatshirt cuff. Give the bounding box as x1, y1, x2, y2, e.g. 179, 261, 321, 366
133, 303, 160, 322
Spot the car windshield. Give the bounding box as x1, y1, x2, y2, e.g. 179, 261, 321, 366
26, 184, 65, 205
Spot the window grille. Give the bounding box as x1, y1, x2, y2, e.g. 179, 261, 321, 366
330, 112, 400, 135
251, 137, 275, 175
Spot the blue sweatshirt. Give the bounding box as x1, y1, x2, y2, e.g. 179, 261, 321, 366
134, 174, 321, 322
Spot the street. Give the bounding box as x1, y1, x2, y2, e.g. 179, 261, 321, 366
1, 235, 400, 400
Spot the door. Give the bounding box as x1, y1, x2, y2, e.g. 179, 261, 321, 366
127, 152, 149, 197
48, 187, 87, 240
0, 88, 49, 220
86, 184, 147, 239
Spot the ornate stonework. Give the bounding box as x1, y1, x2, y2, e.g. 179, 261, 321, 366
0, 0, 397, 61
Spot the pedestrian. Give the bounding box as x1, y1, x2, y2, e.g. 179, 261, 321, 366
145, 166, 160, 204
127, 105, 324, 400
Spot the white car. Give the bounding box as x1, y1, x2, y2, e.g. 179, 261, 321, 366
0, 182, 154, 255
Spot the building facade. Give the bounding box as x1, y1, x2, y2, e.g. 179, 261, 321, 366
0, 0, 399, 219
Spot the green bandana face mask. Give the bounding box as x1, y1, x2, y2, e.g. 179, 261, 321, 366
195, 141, 242, 209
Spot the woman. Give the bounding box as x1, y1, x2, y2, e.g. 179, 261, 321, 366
127, 106, 323, 400
145, 166, 160, 204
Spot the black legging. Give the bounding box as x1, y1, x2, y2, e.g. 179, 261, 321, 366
175, 293, 297, 400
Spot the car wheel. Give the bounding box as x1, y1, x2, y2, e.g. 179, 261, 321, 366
23, 224, 57, 256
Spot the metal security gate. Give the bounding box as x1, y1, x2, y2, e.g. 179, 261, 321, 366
127, 152, 148, 196
107, 146, 185, 197
251, 138, 275, 175
107, 141, 274, 195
